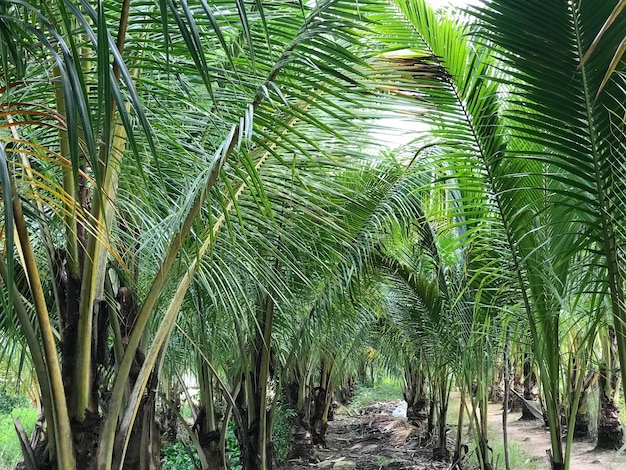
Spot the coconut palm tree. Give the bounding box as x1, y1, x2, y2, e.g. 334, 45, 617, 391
473, 0, 626, 462
2, 1, 625, 469
378, 1, 626, 468
0, 0, 413, 467
368, 204, 469, 460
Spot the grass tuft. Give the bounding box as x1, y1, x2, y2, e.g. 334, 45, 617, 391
0, 407, 38, 469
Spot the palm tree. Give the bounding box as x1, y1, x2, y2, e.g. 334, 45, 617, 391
369, 203, 469, 461
473, 0, 626, 462
379, 1, 626, 468
0, 0, 411, 467
2, 1, 625, 469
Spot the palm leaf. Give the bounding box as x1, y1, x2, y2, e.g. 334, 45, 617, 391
580, 0, 626, 94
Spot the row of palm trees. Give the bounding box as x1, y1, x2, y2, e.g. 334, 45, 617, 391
387, 1, 626, 469
0, 0, 625, 469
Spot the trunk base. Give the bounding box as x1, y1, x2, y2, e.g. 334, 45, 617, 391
573, 413, 591, 439
597, 402, 624, 450
406, 400, 428, 426
289, 426, 313, 460
433, 445, 449, 461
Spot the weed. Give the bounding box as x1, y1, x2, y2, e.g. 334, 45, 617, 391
272, 403, 296, 463
161, 441, 200, 470
374, 454, 393, 468
0, 407, 38, 469
350, 377, 403, 409
0, 391, 28, 415
226, 421, 242, 470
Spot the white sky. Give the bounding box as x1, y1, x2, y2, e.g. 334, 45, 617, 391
427, 0, 480, 8
369, 0, 480, 150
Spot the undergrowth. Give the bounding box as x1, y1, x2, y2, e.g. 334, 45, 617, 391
0, 407, 38, 470
350, 376, 403, 408
272, 402, 296, 463
161, 441, 200, 470
225, 421, 242, 470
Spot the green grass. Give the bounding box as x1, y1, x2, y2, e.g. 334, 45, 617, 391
350, 376, 403, 408
0, 407, 38, 470
489, 440, 542, 470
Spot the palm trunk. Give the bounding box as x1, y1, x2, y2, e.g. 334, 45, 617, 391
11, 173, 77, 468
336, 376, 355, 405
572, 389, 591, 439
234, 358, 262, 470
509, 363, 523, 413
311, 361, 332, 447
427, 387, 436, 438
234, 290, 276, 470
111, 286, 161, 470
502, 338, 510, 470
285, 363, 313, 460
466, 366, 493, 470
453, 386, 466, 465
289, 405, 313, 460
160, 378, 180, 442
404, 358, 429, 425
123, 379, 161, 470
432, 370, 450, 461
596, 327, 624, 450
564, 336, 595, 444
520, 353, 539, 420
477, 394, 492, 470
195, 360, 225, 470
488, 361, 504, 403
596, 399, 623, 450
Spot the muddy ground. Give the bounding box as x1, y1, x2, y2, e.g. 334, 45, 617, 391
279, 399, 626, 470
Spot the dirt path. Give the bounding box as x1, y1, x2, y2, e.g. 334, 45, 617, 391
486, 401, 626, 470
280, 400, 626, 470
280, 402, 451, 470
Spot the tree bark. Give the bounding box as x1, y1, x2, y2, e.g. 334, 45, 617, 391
432, 379, 449, 461
336, 376, 355, 405
488, 361, 504, 404
404, 362, 429, 425
597, 401, 624, 450
160, 382, 180, 442
286, 361, 335, 460
572, 390, 591, 439
49, 263, 162, 470
520, 354, 538, 421
194, 406, 224, 470
194, 357, 225, 470
596, 327, 624, 450
233, 292, 276, 470
122, 393, 161, 470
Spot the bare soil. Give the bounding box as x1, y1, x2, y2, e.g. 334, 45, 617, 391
280, 402, 468, 470
487, 401, 626, 470
279, 399, 626, 470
